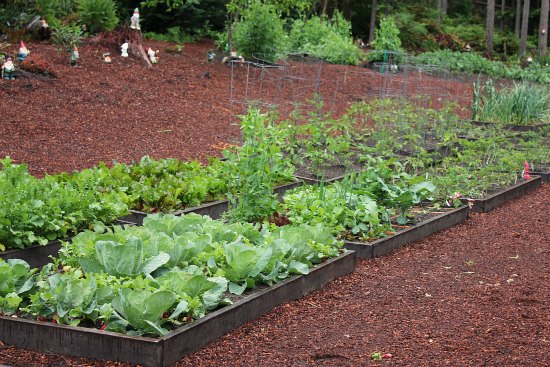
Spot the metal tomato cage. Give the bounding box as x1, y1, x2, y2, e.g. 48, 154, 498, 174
229, 51, 326, 123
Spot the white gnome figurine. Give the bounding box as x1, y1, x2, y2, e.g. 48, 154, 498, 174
2, 57, 16, 80
147, 48, 158, 64
130, 8, 140, 30
121, 41, 129, 57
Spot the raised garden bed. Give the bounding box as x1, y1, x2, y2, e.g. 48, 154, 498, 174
294, 171, 350, 185
471, 120, 550, 133
0, 250, 355, 367
0, 219, 135, 268
531, 169, 550, 183
460, 176, 542, 213
344, 206, 469, 258
0, 240, 62, 269
121, 181, 302, 225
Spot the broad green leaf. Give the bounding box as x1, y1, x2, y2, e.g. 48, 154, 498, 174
228, 281, 247, 295
202, 277, 229, 310
95, 238, 143, 277
287, 260, 310, 275
141, 252, 170, 275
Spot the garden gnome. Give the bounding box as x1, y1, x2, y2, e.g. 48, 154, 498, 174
1, 57, 15, 80
18, 41, 30, 61
147, 47, 158, 64
222, 50, 244, 63
121, 41, 129, 57
130, 8, 140, 30
207, 51, 216, 62
70, 44, 80, 66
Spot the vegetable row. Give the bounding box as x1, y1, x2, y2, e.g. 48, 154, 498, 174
0, 214, 341, 336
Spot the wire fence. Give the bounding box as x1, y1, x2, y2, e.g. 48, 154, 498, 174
229, 50, 514, 125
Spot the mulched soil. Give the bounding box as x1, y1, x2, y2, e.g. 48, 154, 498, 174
1, 39, 474, 177
1, 37, 547, 367
1, 39, 240, 176
0, 184, 548, 367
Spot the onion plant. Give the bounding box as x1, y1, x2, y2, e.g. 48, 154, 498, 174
472, 80, 550, 125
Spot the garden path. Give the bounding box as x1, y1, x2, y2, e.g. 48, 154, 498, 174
0, 184, 547, 366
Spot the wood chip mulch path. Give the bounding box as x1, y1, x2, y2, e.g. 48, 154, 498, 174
0, 184, 547, 366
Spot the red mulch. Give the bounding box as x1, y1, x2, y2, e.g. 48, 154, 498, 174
0, 39, 473, 177
0, 185, 548, 367
2, 38, 542, 367
0, 39, 239, 176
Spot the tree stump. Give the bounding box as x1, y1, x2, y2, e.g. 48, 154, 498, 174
90, 26, 151, 67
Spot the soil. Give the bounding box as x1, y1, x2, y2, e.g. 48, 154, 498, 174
0, 185, 547, 367
1, 38, 547, 367
1, 39, 474, 177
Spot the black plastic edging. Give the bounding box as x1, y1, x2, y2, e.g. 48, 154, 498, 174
293, 173, 349, 185
159, 250, 355, 367
0, 251, 355, 367
0, 220, 135, 268
122, 181, 302, 225
531, 171, 550, 183
461, 176, 542, 213
471, 120, 550, 132
344, 206, 469, 259
0, 240, 62, 268
0, 315, 163, 366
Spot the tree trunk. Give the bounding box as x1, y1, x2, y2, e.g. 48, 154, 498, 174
342, 0, 351, 19
519, 0, 530, 55
500, 0, 505, 32
368, 0, 377, 43
437, 0, 443, 26
306, 0, 320, 20
321, 0, 329, 16
539, 0, 549, 56
515, 0, 521, 37
486, 0, 495, 55
442, 0, 448, 15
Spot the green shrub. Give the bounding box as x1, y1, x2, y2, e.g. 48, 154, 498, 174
372, 16, 403, 52
232, 1, 287, 62
411, 50, 550, 84
50, 19, 82, 50
144, 26, 192, 43
77, 0, 118, 34
288, 12, 361, 65
443, 23, 484, 49
35, 0, 76, 22
314, 32, 361, 65
393, 11, 428, 50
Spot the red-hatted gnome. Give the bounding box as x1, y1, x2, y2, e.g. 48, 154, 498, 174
2, 57, 15, 80
18, 41, 30, 62
130, 8, 141, 30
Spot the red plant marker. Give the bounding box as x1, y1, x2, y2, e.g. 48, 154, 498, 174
523, 161, 531, 179
100, 322, 108, 330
